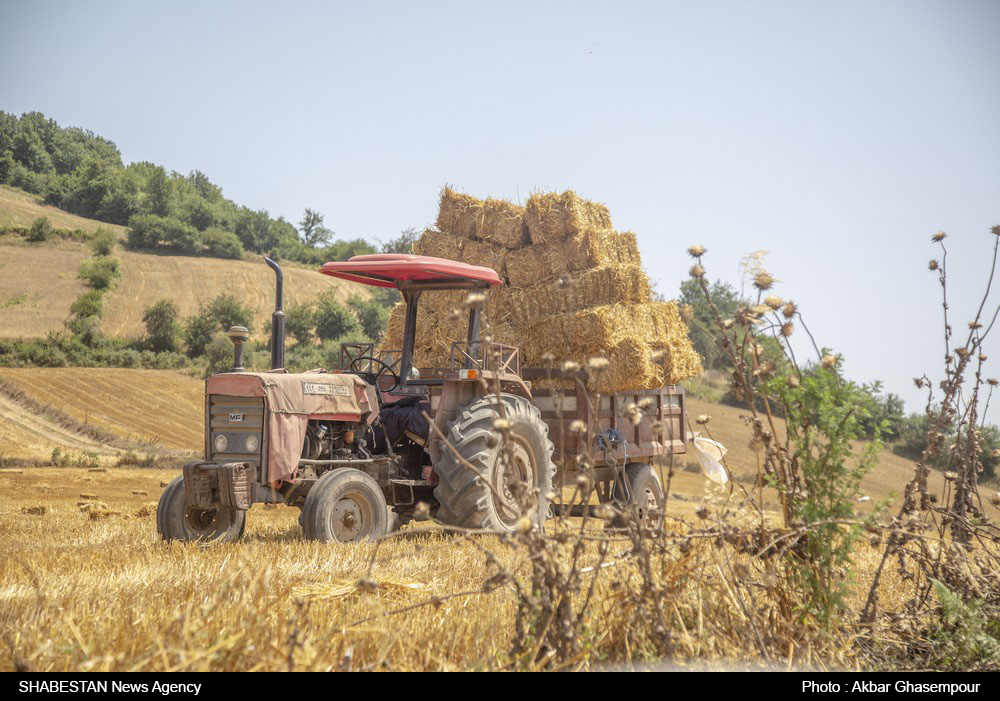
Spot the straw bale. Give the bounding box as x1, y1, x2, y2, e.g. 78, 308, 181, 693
413, 230, 508, 280
524, 190, 613, 245
493, 264, 652, 321
505, 230, 639, 287
515, 301, 702, 388
436, 187, 527, 248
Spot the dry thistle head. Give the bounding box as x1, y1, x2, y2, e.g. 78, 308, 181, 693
988, 378, 999, 387
638, 397, 653, 409
956, 347, 970, 359
689, 263, 705, 279
695, 506, 710, 520
753, 271, 774, 291
781, 322, 794, 337
679, 303, 695, 322
914, 377, 926, 388
515, 516, 533, 534
722, 318, 735, 330
447, 308, 462, 322
562, 360, 581, 373
586, 356, 610, 371
687, 244, 706, 258
568, 419, 587, 435
992, 225, 1000, 236
541, 352, 555, 364
931, 231, 947, 242
944, 471, 958, 482
787, 374, 800, 388
464, 292, 486, 307
782, 301, 797, 319
764, 295, 783, 310
492, 418, 511, 432
928, 259, 939, 271
821, 354, 838, 369
969, 321, 983, 330
695, 414, 711, 425
625, 403, 643, 426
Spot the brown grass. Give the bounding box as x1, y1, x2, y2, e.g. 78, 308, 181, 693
0, 368, 205, 454
0, 186, 127, 234
0, 239, 89, 339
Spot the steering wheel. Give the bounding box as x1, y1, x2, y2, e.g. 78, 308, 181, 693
348, 356, 401, 394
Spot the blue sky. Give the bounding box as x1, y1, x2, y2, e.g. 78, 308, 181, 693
2, 0, 999, 413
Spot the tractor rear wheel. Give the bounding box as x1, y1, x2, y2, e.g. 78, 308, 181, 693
302, 468, 389, 543
156, 476, 246, 542
610, 463, 664, 530
433, 393, 555, 533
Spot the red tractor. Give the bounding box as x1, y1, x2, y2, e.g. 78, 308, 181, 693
157, 254, 688, 543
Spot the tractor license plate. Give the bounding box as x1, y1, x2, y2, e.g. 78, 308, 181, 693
302, 382, 350, 396
229, 413, 244, 423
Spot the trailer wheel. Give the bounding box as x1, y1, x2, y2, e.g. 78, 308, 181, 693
156, 476, 246, 542
302, 468, 389, 543
433, 393, 556, 533
611, 463, 664, 530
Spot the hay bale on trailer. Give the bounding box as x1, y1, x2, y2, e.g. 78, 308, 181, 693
379, 187, 703, 392
524, 190, 613, 246
436, 187, 527, 248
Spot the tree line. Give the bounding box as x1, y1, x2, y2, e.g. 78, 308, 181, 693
0, 110, 385, 264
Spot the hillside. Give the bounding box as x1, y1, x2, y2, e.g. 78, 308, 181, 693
0, 187, 371, 340
0, 185, 127, 234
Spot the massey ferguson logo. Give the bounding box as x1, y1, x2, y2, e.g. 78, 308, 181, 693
229, 413, 244, 422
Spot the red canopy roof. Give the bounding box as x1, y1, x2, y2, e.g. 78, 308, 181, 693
319, 254, 503, 289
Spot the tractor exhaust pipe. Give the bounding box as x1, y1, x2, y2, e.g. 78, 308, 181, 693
265, 257, 285, 370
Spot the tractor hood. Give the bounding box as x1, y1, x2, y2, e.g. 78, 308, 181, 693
206, 372, 378, 484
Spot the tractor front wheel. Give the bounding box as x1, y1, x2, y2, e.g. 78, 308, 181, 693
156, 476, 246, 542
433, 393, 556, 534
302, 468, 389, 543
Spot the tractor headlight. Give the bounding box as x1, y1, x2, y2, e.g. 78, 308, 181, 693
214, 434, 229, 453
245, 435, 259, 453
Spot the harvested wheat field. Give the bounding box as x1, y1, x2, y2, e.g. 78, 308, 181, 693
382, 187, 702, 390
0, 239, 90, 339
0, 240, 369, 340
0, 462, 945, 672
0, 368, 205, 454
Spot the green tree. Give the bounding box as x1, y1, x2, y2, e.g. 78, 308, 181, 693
201, 227, 243, 259
315, 292, 357, 341
77, 256, 120, 289
205, 294, 254, 333
350, 296, 389, 340
142, 300, 182, 353
285, 303, 317, 345
88, 228, 117, 256
679, 278, 743, 370
184, 311, 216, 358
299, 208, 333, 248
380, 227, 419, 254
27, 216, 52, 243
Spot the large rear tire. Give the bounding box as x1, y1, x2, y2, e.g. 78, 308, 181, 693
433, 393, 556, 533
302, 468, 389, 543
156, 476, 246, 542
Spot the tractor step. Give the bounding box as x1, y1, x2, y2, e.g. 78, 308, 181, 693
389, 478, 436, 506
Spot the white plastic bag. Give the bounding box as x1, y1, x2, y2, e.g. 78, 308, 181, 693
691, 437, 729, 485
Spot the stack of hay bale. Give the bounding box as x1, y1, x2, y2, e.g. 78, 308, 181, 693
380, 187, 703, 391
